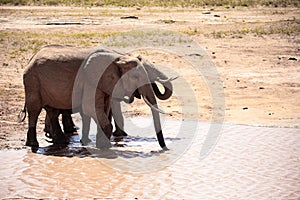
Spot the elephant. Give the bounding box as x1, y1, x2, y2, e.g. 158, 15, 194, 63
20, 44, 170, 150
43, 109, 77, 135
27, 45, 175, 144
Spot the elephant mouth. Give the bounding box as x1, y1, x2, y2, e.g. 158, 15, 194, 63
112, 93, 134, 104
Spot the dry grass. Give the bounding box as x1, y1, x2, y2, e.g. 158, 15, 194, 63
1, 0, 299, 7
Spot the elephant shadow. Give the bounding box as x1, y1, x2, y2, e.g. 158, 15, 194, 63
32, 135, 181, 159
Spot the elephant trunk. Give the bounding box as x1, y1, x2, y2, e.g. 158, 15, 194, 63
139, 84, 167, 150
151, 80, 172, 100
144, 62, 174, 100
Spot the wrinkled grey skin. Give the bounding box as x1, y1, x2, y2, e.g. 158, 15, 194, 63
20, 45, 172, 149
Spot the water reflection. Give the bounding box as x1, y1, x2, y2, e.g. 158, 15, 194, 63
1, 123, 299, 199
32, 135, 180, 159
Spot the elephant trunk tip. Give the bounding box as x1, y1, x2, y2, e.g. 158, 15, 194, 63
157, 130, 168, 150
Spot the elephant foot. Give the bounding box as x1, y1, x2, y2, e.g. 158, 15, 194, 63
26, 127, 39, 147
25, 138, 39, 147
162, 146, 169, 151
80, 137, 92, 145
96, 141, 112, 149
53, 134, 69, 145
63, 126, 78, 134
113, 129, 128, 137
96, 132, 112, 149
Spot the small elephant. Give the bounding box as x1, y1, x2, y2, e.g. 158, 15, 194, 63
20, 45, 169, 150
44, 109, 77, 135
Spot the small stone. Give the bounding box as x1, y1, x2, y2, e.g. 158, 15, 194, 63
188, 53, 201, 56
214, 15, 220, 17
120, 16, 139, 19
202, 11, 211, 14
288, 57, 297, 61
243, 107, 248, 110
259, 87, 265, 89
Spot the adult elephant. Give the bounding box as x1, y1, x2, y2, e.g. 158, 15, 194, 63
110, 56, 176, 137
21, 45, 168, 150
34, 45, 175, 143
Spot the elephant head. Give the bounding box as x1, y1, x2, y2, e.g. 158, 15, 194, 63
79, 49, 167, 149
138, 55, 176, 100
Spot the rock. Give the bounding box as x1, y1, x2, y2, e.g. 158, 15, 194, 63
202, 11, 211, 14
259, 87, 265, 89
120, 16, 139, 19
288, 57, 297, 61
214, 15, 220, 17
188, 53, 201, 57
243, 107, 248, 110
161, 19, 176, 24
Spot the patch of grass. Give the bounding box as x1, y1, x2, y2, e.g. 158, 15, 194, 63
179, 28, 204, 36
180, 19, 300, 38
105, 29, 192, 47
0, 0, 299, 7
0, 30, 121, 69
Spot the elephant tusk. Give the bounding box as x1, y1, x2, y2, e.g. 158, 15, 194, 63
142, 95, 166, 114
113, 97, 130, 104
156, 76, 179, 83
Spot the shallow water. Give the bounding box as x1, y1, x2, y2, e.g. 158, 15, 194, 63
1, 118, 300, 199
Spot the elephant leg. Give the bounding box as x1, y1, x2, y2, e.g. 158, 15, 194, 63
96, 124, 112, 148
61, 110, 77, 134
44, 112, 51, 137
113, 121, 128, 137
95, 93, 112, 148
44, 106, 68, 145
80, 112, 91, 145
24, 84, 42, 147
112, 100, 127, 137
25, 107, 42, 147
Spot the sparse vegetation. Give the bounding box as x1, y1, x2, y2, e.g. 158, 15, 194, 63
105, 29, 192, 47
0, 30, 120, 59
0, 0, 299, 7
180, 19, 300, 38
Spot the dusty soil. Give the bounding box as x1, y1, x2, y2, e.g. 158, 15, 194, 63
0, 6, 299, 150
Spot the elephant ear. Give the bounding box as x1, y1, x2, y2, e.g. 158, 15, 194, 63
82, 50, 120, 87
115, 55, 140, 74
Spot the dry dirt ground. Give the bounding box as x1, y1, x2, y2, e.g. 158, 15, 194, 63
0, 6, 299, 149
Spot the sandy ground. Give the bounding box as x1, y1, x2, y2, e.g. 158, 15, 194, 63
0, 6, 299, 200
0, 6, 299, 148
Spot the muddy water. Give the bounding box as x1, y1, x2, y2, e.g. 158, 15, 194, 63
1, 118, 300, 199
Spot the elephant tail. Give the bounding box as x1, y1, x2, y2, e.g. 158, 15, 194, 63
18, 105, 27, 123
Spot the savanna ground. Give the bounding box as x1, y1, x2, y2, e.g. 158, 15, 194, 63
0, 1, 299, 150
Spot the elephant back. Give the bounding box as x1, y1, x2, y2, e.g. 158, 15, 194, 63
80, 48, 121, 87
